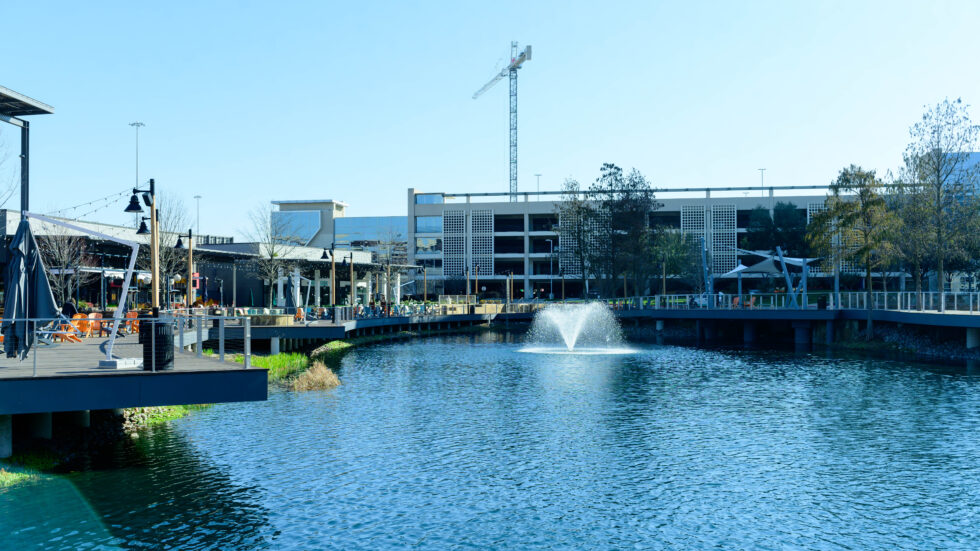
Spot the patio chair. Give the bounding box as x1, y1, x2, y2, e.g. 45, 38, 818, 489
72, 313, 91, 337
88, 313, 110, 338
53, 322, 82, 343
125, 311, 140, 334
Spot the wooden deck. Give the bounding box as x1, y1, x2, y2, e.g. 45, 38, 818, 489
0, 337, 244, 380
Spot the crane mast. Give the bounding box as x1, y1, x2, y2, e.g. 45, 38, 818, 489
473, 41, 532, 202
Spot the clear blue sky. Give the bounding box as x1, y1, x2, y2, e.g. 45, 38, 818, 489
2, 1, 979, 239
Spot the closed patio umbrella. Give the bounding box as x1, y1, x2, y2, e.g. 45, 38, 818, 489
2, 219, 60, 359
284, 275, 296, 309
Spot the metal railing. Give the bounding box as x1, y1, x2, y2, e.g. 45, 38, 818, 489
0, 313, 252, 377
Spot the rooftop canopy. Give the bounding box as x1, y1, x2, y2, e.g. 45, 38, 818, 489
0, 85, 55, 117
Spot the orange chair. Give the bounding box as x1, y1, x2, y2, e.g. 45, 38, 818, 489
125, 311, 140, 334
53, 322, 82, 343
71, 314, 92, 338
88, 313, 109, 338
294, 307, 305, 322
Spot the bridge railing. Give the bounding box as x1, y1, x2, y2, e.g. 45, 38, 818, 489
835, 291, 980, 314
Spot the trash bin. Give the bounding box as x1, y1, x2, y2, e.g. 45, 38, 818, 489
140, 315, 174, 371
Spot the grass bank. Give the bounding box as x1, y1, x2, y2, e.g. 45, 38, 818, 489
0, 449, 60, 488
123, 405, 211, 432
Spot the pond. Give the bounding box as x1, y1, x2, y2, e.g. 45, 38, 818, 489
4, 332, 980, 549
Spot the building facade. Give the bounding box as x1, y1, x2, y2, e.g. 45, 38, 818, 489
407, 187, 836, 299
271, 200, 407, 264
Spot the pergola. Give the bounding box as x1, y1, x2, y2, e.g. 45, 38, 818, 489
0, 85, 55, 212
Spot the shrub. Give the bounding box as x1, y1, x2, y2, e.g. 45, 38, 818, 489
290, 361, 341, 392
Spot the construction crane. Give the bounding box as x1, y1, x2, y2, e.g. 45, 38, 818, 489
473, 41, 532, 202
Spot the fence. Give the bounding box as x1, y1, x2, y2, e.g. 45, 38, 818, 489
0, 313, 252, 377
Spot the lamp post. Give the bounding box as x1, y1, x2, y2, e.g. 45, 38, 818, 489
194, 195, 202, 235
175, 229, 194, 306
125, 178, 160, 310
474, 263, 480, 302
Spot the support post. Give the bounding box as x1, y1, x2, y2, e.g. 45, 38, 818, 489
24, 412, 52, 440
967, 328, 980, 350
0, 415, 11, 458
743, 322, 757, 345
270, 336, 280, 355
315, 269, 321, 308
20, 120, 29, 212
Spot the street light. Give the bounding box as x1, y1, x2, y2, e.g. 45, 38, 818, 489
136, 217, 150, 235
194, 195, 202, 236
175, 228, 195, 306
125, 178, 160, 310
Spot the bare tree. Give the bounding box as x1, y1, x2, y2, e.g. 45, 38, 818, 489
36, 229, 98, 306
138, 192, 191, 307
375, 226, 406, 305
244, 203, 300, 306
555, 178, 594, 298
0, 129, 18, 208
904, 98, 980, 295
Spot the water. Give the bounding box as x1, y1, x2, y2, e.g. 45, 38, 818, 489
5, 333, 980, 549
526, 302, 626, 352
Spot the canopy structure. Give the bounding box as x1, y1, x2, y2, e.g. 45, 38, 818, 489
0, 85, 53, 213
0, 86, 55, 117
736, 249, 821, 269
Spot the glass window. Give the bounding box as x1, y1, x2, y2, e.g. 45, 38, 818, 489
415, 194, 445, 204
415, 215, 442, 233
414, 258, 442, 268
415, 237, 442, 254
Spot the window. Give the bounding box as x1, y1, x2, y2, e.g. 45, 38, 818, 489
415, 215, 442, 233
415, 237, 442, 254
414, 258, 442, 268
415, 194, 445, 205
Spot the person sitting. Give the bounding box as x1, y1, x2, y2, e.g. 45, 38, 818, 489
61, 299, 79, 319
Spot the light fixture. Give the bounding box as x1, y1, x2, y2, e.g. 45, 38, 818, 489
175, 237, 184, 249
321, 248, 330, 260
124, 194, 143, 213
136, 217, 150, 235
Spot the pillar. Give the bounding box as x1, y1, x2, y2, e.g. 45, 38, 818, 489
0, 415, 11, 459
655, 320, 664, 332
61, 410, 90, 428
270, 336, 280, 355
792, 321, 812, 346
292, 267, 301, 308
24, 412, 52, 440
967, 328, 980, 350
276, 268, 284, 307
825, 320, 835, 346
696, 320, 704, 346
394, 273, 401, 305
743, 322, 757, 345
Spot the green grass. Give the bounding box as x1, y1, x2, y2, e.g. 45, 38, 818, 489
0, 449, 60, 488
0, 467, 37, 487
232, 352, 309, 381
127, 405, 211, 427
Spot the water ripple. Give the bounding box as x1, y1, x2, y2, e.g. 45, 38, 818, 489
6, 335, 980, 549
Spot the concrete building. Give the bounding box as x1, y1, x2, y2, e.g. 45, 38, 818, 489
271, 200, 407, 263
407, 187, 836, 299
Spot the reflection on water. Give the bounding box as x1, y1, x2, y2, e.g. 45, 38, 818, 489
4, 332, 980, 549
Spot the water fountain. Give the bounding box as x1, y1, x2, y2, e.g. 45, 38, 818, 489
521, 302, 636, 354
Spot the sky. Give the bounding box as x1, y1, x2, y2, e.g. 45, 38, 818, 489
2, 1, 979, 240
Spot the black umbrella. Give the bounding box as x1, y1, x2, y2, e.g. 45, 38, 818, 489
2, 219, 60, 359
284, 274, 296, 309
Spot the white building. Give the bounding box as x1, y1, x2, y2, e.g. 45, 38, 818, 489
407, 186, 835, 299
